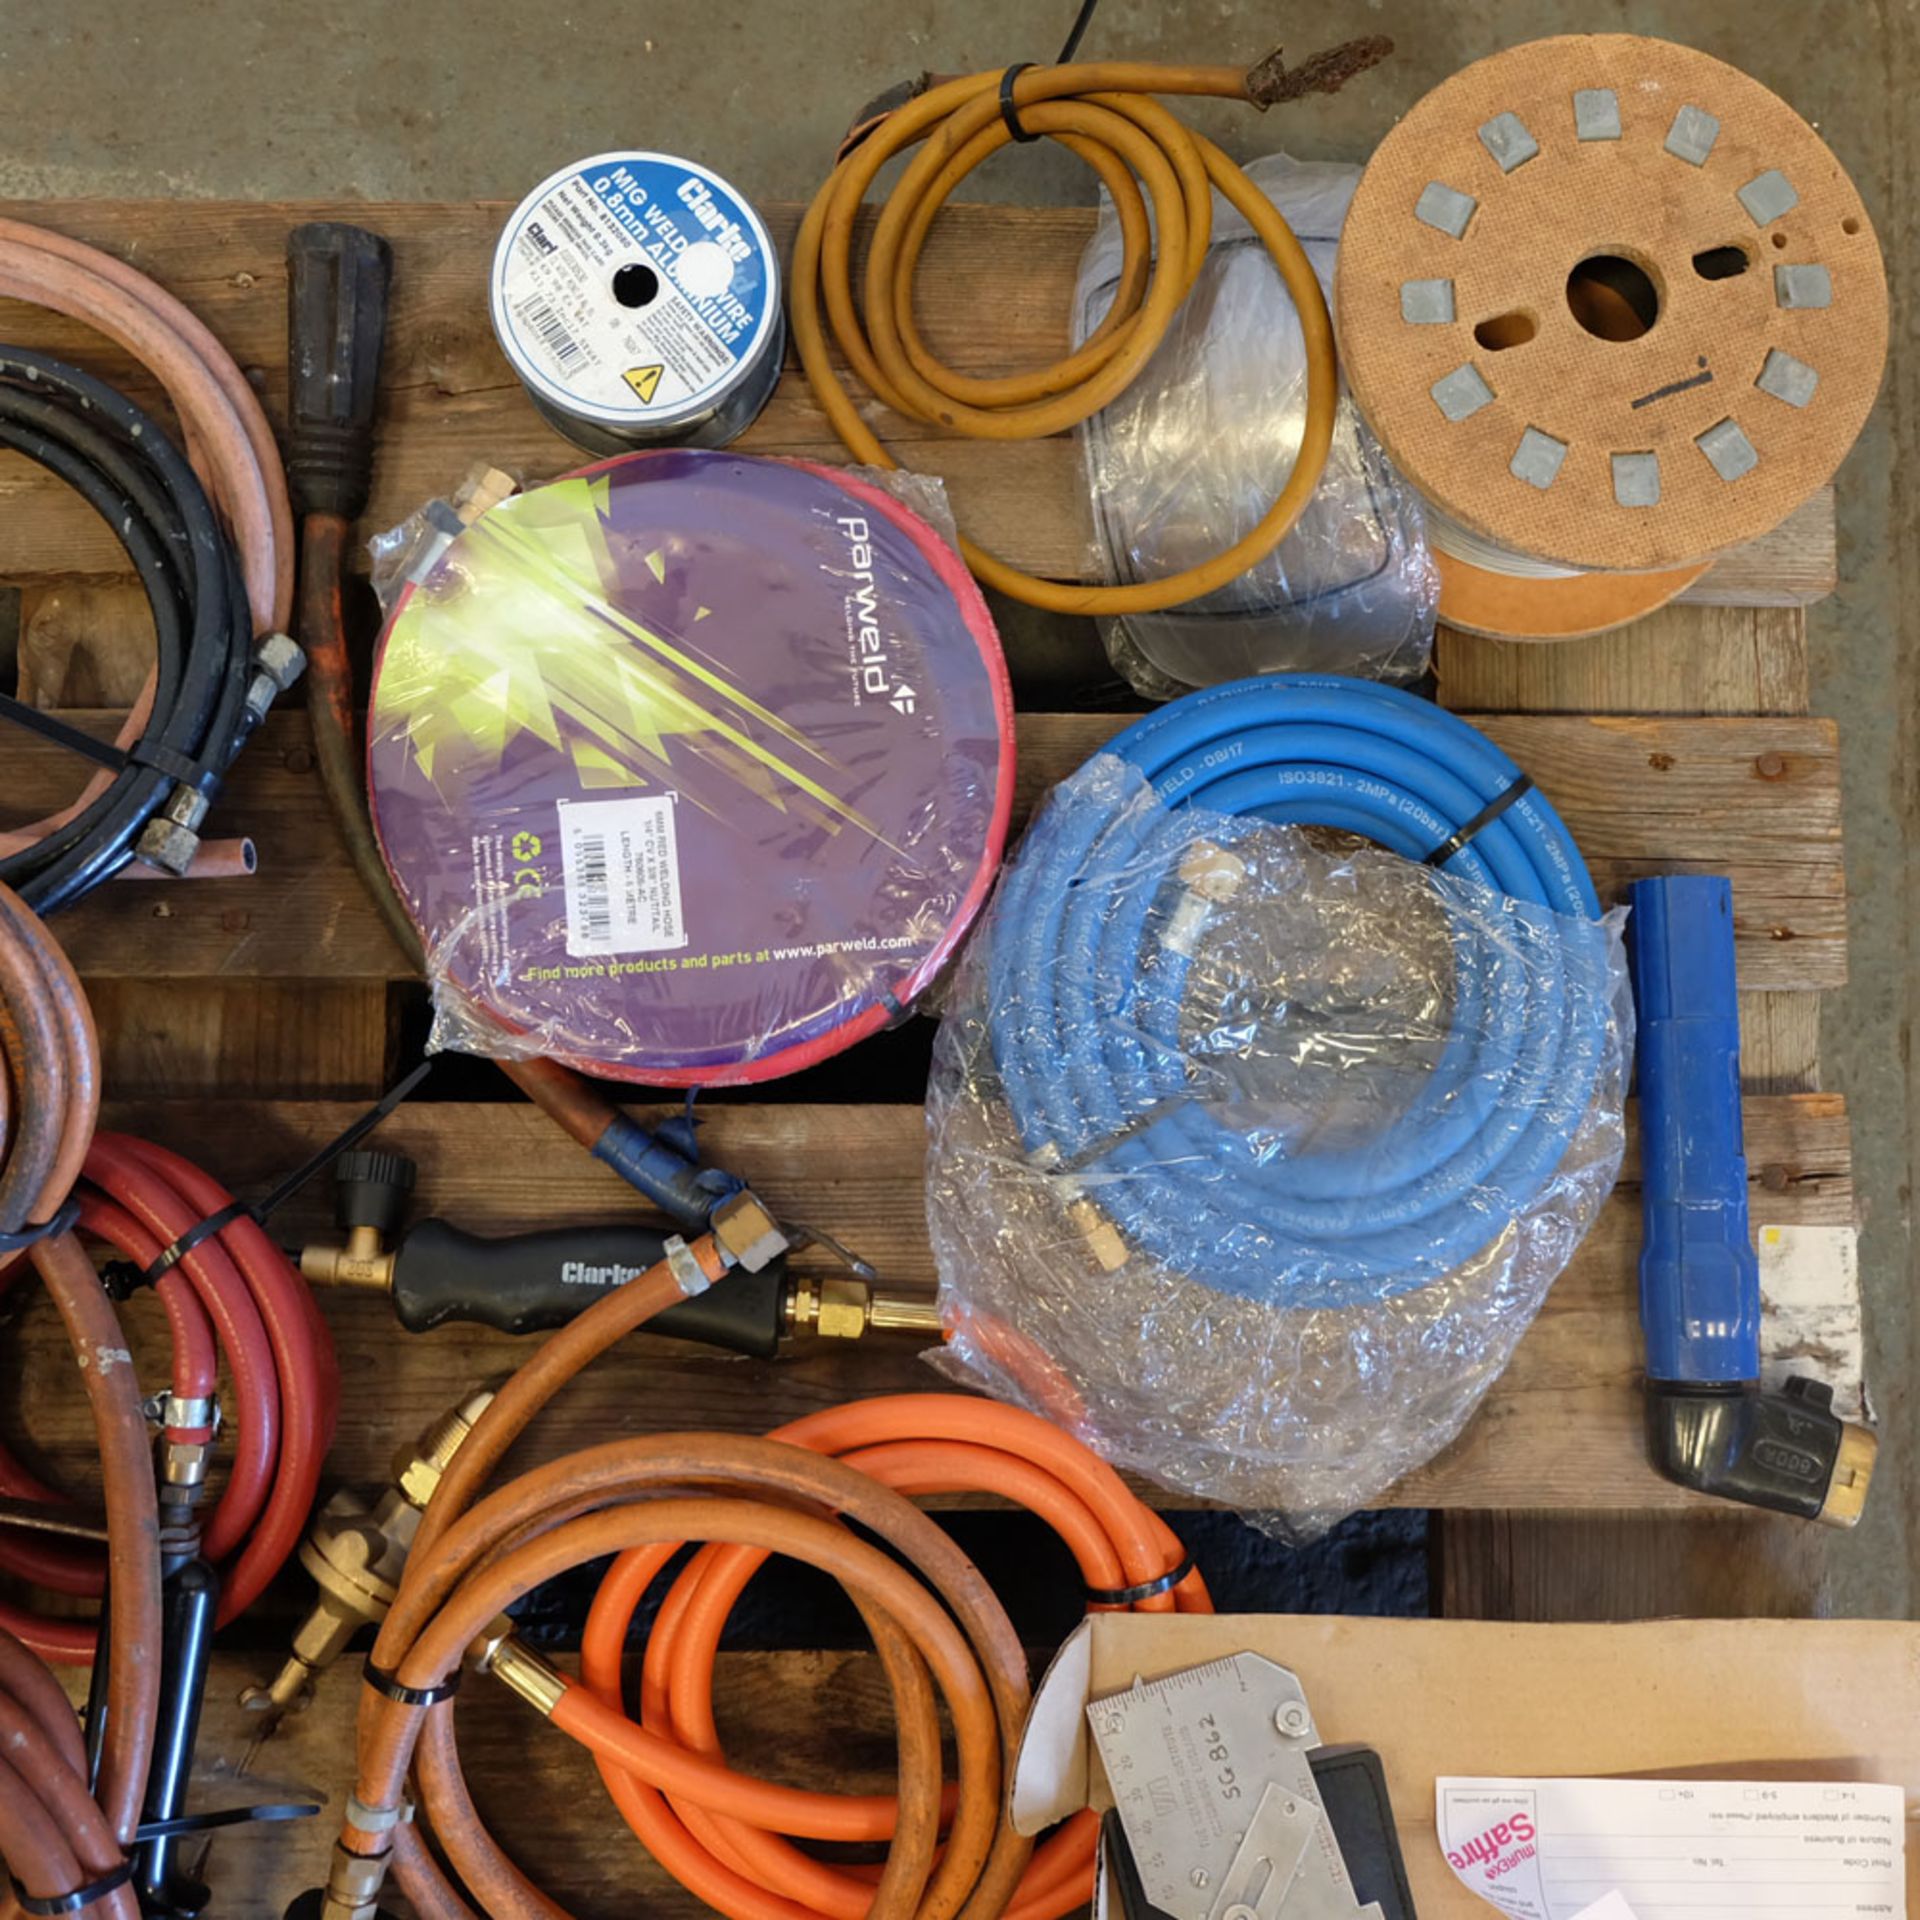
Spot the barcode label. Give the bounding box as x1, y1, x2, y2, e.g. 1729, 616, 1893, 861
518, 295, 586, 375
557, 795, 686, 957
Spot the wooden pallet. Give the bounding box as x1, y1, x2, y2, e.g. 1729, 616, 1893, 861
0, 195, 1864, 1912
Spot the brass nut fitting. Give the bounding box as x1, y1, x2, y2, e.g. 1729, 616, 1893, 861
394, 1382, 497, 1508
479, 1632, 567, 1718
1178, 839, 1249, 902
1819, 1422, 1879, 1528
1066, 1196, 1131, 1273
162, 1441, 213, 1488
791, 1274, 871, 1340
786, 1274, 946, 1341
711, 1190, 787, 1273
321, 1841, 393, 1920
301, 1222, 397, 1292
453, 462, 516, 524
242, 1384, 499, 1720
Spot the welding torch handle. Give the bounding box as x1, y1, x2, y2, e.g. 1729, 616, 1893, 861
393, 1219, 788, 1353
285, 221, 392, 521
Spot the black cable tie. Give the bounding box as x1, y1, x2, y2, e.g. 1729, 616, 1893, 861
125, 738, 221, 797
139, 1199, 255, 1286
0, 1196, 81, 1256
12, 1861, 133, 1916
1423, 773, 1535, 870
132, 1800, 320, 1841
999, 63, 1040, 141
0, 694, 127, 772
1086, 1554, 1195, 1607
249, 1057, 434, 1225
363, 1658, 461, 1707
122, 1058, 435, 1295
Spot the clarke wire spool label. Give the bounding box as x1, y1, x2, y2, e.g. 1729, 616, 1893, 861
490, 151, 783, 452
367, 450, 1014, 1086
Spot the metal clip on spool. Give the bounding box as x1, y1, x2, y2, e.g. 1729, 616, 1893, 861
489, 150, 785, 453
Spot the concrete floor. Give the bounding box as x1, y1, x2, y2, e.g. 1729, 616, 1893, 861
4, 0, 1911, 1612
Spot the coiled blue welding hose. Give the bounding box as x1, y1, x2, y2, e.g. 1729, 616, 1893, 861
988, 674, 1615, 1306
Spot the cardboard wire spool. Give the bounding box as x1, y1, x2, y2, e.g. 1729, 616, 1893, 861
1336, 35, 1888, 640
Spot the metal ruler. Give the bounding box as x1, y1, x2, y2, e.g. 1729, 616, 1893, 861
1089, 1652, 1385, 1920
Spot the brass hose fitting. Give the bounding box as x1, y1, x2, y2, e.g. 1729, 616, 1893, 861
241, 1383, 496, 1721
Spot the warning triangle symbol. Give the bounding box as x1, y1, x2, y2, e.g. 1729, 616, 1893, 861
624, 364, 665, 404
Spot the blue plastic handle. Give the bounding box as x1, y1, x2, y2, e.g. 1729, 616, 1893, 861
1627, 875, 1760, 1383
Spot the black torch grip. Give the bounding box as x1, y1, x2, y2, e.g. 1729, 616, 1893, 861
392, 1218, 789, 1355
285, 221, 393, 519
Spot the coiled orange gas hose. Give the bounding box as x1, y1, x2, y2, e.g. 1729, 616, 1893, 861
0, 883, 157, 1919
790, 58, 1340, 615
335, 1240, 1206, 1920
580, 1395, 1209, 1920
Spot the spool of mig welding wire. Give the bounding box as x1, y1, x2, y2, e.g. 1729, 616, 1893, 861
1336, 35, 1888, 640
366, 450, 1013, 1087
490, 151, 784, 454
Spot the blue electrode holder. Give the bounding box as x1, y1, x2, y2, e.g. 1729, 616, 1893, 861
1628, 874, 1874, 1524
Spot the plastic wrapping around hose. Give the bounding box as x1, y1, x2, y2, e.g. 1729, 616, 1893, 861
990, 674, 1611, 1301
0, 881, 158, 1913
334, 1237, 1196, 1920
790, 59, 1339, 614
0, 1135, 339, 1665
579, 1394, 1209, 1920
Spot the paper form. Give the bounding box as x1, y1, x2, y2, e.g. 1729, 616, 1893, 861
1570, 1898, 1642, 1920
1435, 1776, 1905, 1919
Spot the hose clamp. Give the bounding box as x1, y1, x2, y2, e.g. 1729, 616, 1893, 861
344, 1795, 415, 1835
662, 1234, 710, 1297
150, 1391, 220, 1431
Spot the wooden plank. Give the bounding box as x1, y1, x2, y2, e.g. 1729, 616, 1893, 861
0, 1092, 1843, 1516
1433, 1510, 1831, 1620
1437, 605, 1811, 716
0, 199, 1833, 602
84, 980, 389, 1099
18, 710, 1847, 989
1436, 592, 1836, 1619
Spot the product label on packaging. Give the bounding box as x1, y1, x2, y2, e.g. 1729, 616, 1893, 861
493, 152, 775, 425
1436, 1777, 1906, 1919
559, 793, 686, 957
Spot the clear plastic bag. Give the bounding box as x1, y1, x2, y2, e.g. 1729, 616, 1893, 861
925, 755, 1631, 1538
1075, 153, 1439, 697
365, 453, 1012, 1085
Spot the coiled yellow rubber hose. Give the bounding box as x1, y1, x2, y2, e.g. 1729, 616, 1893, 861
790, 60, 1340, 615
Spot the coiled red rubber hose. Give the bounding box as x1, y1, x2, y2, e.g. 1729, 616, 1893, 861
0, 1137, 339, 1664
0, 882, 155, 1917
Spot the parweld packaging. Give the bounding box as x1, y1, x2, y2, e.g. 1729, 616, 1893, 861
1011, 1614, 1920, 1919
368, 451, 1013, 1083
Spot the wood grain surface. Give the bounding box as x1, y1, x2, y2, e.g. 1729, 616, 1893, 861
14, 709, 1846, 987
0, 1092, 1847, 1517
0, 198, 1836, 600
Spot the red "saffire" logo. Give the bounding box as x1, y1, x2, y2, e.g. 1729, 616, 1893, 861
1447, 1812, 1539, 1881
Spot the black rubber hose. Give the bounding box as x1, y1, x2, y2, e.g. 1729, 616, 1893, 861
0, 345, 261, 913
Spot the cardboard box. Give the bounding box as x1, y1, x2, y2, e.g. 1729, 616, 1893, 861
1011, 1614, 1920, 1917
